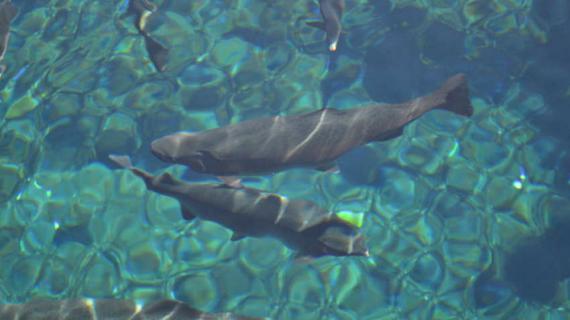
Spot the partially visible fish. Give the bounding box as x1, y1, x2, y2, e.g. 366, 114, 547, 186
127, 0, 157, 33
0, 0, 18, 77
126, 0, 169, 72
307, 0, 345, 51
151, 74, 473, 176
109, 155, 369, 258
0, 298, 266, 320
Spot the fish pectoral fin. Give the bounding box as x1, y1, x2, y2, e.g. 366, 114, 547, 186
306, 20, 326, 30
230, 232, 246, 241
373, 127, 404, 142
181, 206, 197, 221
293, 252, 315, 264
218, 176, 243, 188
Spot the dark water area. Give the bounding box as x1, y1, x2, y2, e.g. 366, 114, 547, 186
1, 0, 570, 319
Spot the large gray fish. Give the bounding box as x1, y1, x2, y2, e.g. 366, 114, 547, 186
109, 155, 368, 258
0, 298, 265, 320
0, 0, 18, 76
151, 74, 473, 176
307, 0, 345, 51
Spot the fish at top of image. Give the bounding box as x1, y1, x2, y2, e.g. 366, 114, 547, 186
306, 0, 345, 52
122, 0, 169, 72
151, 73, 473, 177
109, 155, 368, 259
0, 0, 18, 78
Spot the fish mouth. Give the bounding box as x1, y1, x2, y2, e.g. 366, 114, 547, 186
150, 139, 175, 162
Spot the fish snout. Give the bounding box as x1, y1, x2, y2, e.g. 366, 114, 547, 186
150, 137, 177, 162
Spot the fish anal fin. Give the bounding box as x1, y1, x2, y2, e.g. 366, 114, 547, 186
374, 127, 404, 142
315, 162, 339, 173
181, 206, 197, 221
306, 20, 326, 30
230, 232, 246, 241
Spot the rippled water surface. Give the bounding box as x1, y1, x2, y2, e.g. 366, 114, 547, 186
1, 0, 570, 319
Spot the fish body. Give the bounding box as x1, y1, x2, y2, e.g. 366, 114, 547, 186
110, 155, 368, 258
151, 74, 473, 176
307, 0, 345, 51
0, 0, 18, 76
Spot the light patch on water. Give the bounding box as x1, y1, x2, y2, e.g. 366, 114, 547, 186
447, 140, 459, 157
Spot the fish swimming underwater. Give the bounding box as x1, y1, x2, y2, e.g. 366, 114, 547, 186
151, 73, 473, 176
0, 298, 266, 320
307, 0, 345, 51
126, 0, 169, 72
109, 155, 369, 258
0, 0, 18, 77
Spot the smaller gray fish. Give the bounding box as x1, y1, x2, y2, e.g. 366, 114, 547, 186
0, 299, 265, 320
126, 0, 169, 72
307, 0, 345, 51
109, 155, 369, 258
0, 0, 18, 76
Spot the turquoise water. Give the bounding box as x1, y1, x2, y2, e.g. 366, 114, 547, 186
1, 0, 570, 319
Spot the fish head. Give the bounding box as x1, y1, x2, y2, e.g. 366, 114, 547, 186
151, 132, 200, 163
150, 135, 180, 163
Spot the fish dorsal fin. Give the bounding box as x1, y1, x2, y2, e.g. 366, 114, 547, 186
156, 172, 177, 185
181, 206, 197, 221
335, 210, 364, 228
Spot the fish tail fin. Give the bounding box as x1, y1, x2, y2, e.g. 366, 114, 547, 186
109, 154, 154, 183
434, 73, 473, 117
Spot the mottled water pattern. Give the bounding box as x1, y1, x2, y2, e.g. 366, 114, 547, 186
0, 0, 569, 319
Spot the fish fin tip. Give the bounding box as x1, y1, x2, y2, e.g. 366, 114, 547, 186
109, 154, 133, 169
218, 176, 243, 188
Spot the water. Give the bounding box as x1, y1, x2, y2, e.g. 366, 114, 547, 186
0, 0, 569, 319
